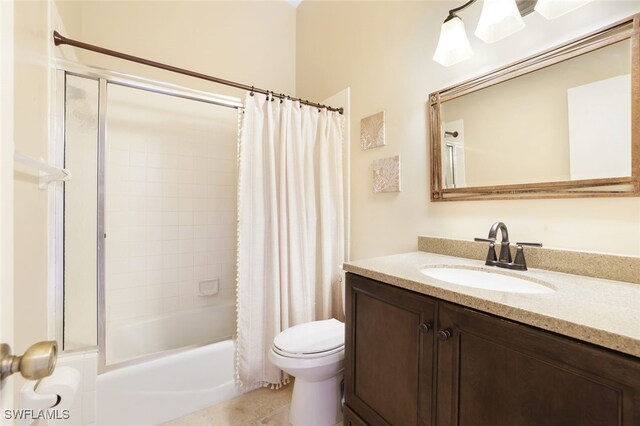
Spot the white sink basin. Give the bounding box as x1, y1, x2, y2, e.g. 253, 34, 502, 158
420, 266, 555, 294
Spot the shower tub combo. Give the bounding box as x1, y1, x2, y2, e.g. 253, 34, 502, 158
57, 62, 243, 426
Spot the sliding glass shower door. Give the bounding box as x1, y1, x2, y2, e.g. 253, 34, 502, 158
60, 69, 240, 368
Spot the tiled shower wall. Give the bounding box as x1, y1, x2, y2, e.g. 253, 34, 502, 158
104, 84, 238, 326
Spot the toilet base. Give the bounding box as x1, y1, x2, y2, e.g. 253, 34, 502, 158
289, 371, 343, 426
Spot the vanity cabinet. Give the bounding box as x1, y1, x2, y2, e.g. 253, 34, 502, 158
344, 273, 436, 426
344, 273, 640, 426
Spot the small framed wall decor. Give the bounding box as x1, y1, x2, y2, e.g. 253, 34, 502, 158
373, 155, 400, 193
360, 111, 385, 150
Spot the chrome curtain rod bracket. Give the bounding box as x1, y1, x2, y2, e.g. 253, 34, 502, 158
53, 31, 344, 115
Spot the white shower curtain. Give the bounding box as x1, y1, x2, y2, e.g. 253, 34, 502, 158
236, 92, 344, 388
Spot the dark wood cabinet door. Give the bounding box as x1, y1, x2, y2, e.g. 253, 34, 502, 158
345, 273, 437, 426
436, 302, 640, 426
344, 405, 369, 426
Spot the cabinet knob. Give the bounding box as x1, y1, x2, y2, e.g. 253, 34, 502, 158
418, 323, 431, 333
437, 329, 451, 341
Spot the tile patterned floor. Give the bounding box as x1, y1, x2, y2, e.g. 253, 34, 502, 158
164, 383, 343, 426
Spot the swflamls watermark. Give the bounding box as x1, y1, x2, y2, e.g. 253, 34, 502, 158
4, 409, 71, 420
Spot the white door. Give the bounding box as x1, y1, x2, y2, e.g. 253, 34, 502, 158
0, 0, 15, 414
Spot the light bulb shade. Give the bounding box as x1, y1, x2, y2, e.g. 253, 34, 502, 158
474, 0, 525, 44
433, 16, 474, 67
534, 0, 594, 19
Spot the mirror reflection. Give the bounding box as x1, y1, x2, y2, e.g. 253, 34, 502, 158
440, 39, 631, 189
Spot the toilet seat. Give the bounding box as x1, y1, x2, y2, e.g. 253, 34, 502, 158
272, 344, 344, 359
272, 318, 344, 359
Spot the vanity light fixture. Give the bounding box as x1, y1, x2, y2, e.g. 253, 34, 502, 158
475, 0, 525, 43
433, 13, 475, 67
534, 0, 594, 20
433, 0, 526, 67
433, 0, 596, 66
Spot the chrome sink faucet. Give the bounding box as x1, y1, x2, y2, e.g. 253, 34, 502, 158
474, 222, 542, 271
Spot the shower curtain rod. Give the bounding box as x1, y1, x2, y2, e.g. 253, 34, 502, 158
53, 31, 344, 114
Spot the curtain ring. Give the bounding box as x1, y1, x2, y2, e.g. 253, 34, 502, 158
249, 86, 254, 96
280, 93, 284, 103
270, 91, 275, 102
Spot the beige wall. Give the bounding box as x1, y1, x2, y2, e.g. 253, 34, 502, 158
1, 0, 15, 411
54, 0, 83, 39
13, 0, 51, 355
61, 1, 296, 98
11, 0, 54, 403
297, 1, 640, 259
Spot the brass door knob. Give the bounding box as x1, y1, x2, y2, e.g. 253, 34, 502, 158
0, 341, 57, 382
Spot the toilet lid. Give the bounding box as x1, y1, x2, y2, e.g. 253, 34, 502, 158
273, 319, 344, 355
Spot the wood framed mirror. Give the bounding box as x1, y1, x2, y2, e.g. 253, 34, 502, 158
429, 14, 639, 201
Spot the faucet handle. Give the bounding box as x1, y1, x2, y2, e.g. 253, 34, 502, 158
516, 242, 542, 248
512, 242, 542, 271
474, 237, 497, 265
474, 237, 496, 243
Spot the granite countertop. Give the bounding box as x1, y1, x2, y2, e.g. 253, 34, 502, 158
344, 251, 640, 358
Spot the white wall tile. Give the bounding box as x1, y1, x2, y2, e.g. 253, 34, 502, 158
178, 252, 193, 267
163, 297, 180, 313
129, 166, 147, 181
147, 167, 163, 183
161, 240, 179, 254
178, 267, 193, 281
163, 197, 180, 212
178, 239, 193, 253
130, 151, 147, 167
162, 226, 179, 240
163, 211, 180, 226
105, 94, 237, 343
162, 283, 180, 298
147, 254, 163, 270
163, 182, 179, 197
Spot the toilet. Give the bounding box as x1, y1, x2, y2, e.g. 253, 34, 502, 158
267, 273, 346, 426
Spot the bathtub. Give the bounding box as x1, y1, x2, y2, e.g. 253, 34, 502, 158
97, 304, 242, 425
106, 303, 236, 365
